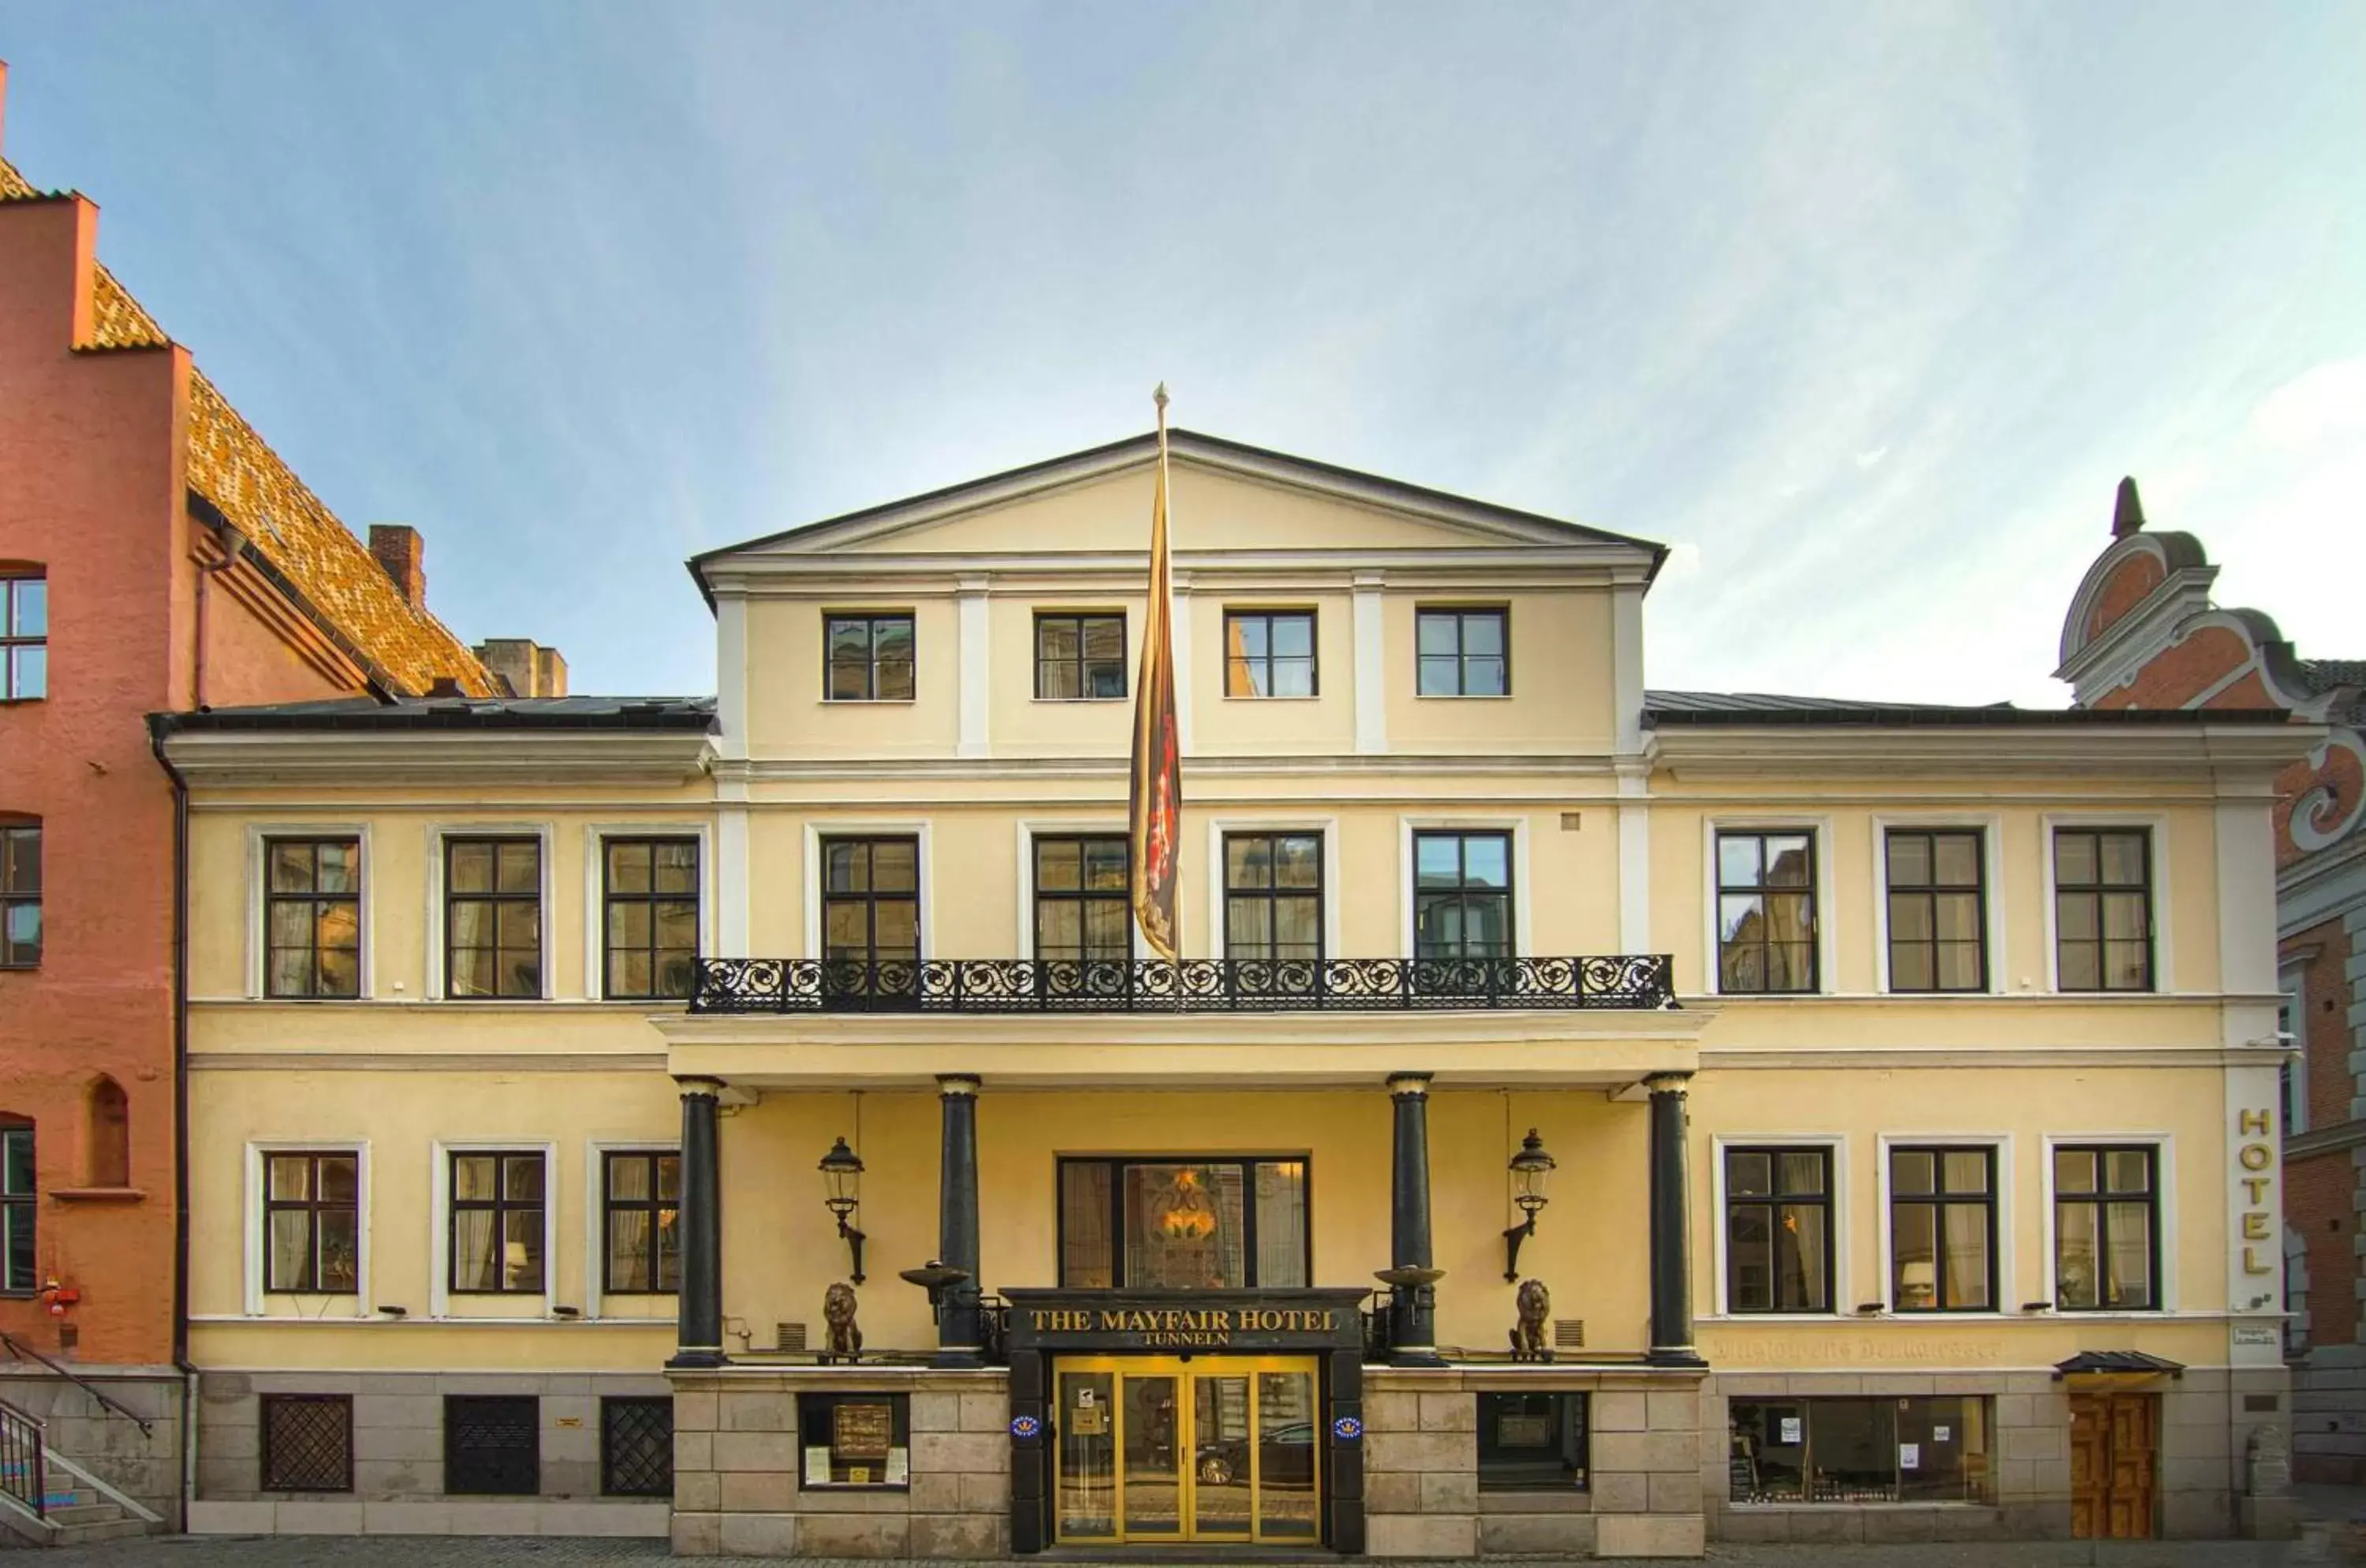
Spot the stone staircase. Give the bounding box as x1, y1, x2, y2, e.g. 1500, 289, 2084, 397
20, 1482, 156, 1546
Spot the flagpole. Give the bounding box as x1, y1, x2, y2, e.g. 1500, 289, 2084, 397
1129, 383, 1184, 963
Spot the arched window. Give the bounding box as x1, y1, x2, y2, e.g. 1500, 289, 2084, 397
1, 1115, 32, 1291
86, 1078, 129, 1189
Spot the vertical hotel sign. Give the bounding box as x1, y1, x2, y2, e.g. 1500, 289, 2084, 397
2226, 1091, 2284, 1361
1129, 386, 1182, 961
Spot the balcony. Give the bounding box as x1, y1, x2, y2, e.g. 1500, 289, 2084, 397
688, 955, 1677, 1015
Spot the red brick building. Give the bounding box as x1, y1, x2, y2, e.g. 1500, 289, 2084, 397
2058, 477, 2366, 1481
0, 62, 503, 1536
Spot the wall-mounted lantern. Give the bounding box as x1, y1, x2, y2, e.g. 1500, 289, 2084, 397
819, 1136, 868, 1284
1501, 1128, 1557, 1282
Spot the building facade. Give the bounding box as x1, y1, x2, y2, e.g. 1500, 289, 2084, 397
2057, 478, 2366, 1481
0, 62, 504, 1542
162, 433, 2306, 1554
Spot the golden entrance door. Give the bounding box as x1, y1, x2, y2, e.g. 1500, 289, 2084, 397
2069, 1391, 2158, 1540
1053, 1355, 1322, 1544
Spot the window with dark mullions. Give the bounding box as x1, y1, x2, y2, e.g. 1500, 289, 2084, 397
1035, 613, 1126, 700
821, 838, 920, 964
449, 1151, 545, 1294
603, 1150, 680, 1294
1223, 610, 1316, 697
1716, 831, 1816, 994
444, 838, 542, 999
264, 838, 361, 999
1723, 1147, 1832, 1313
1889, 1147, 1995, 1312
1058, 1155, 1309, 1290
825, 614, 915, 702
1222, 832, 1323, 960
263, 1152, 359, 1294
2054, 828, 2153, 991
1, 1122, 32, 1294
1885, 829, 1987, 992
603, 838, 700, 999
1413, 831, 1514, 959
0, 823, 38, 969
1033, 836, 1130, 961
1416, 608, 1509, 697
2, 573, 44, 701
2054, 1145, 2159, 1311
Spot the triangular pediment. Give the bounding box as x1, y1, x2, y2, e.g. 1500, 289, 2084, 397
693, 430, 1663, 573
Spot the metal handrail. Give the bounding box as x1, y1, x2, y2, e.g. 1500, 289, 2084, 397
0, 1332, 154, 1438
0, 1394, 47, 1521
690, 954, 1679, 1015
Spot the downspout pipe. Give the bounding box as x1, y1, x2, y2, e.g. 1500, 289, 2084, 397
147, 719, 199, 1525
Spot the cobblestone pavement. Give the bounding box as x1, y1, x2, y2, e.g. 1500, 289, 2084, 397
24, 1530, 2362, 1568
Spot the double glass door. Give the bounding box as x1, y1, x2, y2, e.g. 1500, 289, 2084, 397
1054, 1356, 1321, 1544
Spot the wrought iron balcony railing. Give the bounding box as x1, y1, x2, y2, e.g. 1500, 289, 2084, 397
688, 954, 1676, 1015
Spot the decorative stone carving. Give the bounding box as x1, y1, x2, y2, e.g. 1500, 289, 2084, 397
1510, 1278, 1552, 1362
824, 1280, 863, 1361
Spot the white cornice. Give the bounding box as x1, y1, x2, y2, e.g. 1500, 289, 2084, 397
699, 547, 1652, 600
706, 437, 1661, 568
159, 730, 717, 787
1648, 723, 2319, 782
1700, 1046, 2284, 1071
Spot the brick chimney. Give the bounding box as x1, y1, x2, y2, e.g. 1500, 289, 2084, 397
369, 524, 425, 607
474, 638, 569, 698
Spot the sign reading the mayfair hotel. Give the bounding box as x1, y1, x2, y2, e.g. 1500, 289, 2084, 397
1004, 1288, 1369, 1353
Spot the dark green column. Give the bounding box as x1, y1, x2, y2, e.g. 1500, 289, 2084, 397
1386, 1072, 1443, 1366
668, 1077, 726, 1368
935, 1074, 984, 1368
1647, 1072, 1704, 1367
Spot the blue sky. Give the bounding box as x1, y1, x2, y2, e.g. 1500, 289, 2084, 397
3, 2, 2358, 704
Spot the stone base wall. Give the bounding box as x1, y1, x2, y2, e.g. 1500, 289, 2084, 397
1703, 1366, 2293, 1544
189, 1368, 672, 1535
669, 1367, 1009, 1559
0, 1368, 184, 1529
2293, 1344, 2366, 1484
1363, 1366, 1707, 1560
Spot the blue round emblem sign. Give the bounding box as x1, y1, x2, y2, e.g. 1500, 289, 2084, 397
1009, 1414, 1042, 1439
1332, 1415, 1363, 1440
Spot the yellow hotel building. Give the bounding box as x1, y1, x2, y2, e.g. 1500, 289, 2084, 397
157, 431, 2309, 1556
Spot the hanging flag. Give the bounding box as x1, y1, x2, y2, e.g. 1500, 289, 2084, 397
1129, 385, 1183, 961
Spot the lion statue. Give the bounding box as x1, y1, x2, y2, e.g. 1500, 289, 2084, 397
823, 1281, 863, 1361
1510, 1278, 1552, 1362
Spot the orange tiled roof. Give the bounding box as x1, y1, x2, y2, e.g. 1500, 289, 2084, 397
2, 154, 495, 697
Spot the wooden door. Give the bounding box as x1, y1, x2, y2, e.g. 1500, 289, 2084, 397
2069, 1392, 2157, 1540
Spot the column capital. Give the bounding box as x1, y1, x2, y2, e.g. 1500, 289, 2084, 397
936, 1074, 982, 1097
674, 1076, 725, 1096
1642, 1071, 1693, 1095
1386, 1073, 1433, 1098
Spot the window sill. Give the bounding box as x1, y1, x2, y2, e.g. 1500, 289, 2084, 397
819, 699, 917, 707
1031, 696, 1127, 705
1414, 693, 1514, 701
47, 1186, 146, 1204
1219, 694, 1322, 702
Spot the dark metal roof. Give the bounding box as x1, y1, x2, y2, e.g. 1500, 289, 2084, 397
2302, 659, 2366, 691
151, 696, 718, 735
1644, 690, 2292, 727
2053, 1350, 2185, 1377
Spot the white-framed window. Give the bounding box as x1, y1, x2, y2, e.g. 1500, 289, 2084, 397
1708, 1133, 1848, 1318
430, 1139, 560, 1320
1201, 817, 1341, 961
1397, 816, 1532, 960
585, 1140, 681, 1317
1014, 819, 1137, 962
244, 1139, 369, 1317
585, 823, 714, 1002
247, 824, 372, 1000
1876, 1135, 2013, 1315
2042, 815, 2169, 994
1702, 818, 1836, 996
428, 826, 554, 1002
1872, 816, 2005, 995
2041, 1133, 2173, 1313
2279, 964, 2309, 1137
